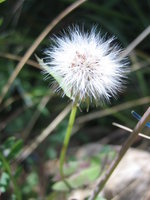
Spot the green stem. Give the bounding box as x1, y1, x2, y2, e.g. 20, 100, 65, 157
59, 103, 77, 189
0, 152, 22, 200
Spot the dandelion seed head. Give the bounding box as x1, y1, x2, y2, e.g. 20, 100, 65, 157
41, 26, 128, 106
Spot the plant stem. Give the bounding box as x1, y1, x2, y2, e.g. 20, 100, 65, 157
59, 103, 77, 189
88, 107, 150, 200
0, 152, 22, 200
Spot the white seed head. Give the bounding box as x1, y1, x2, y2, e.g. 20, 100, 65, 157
40, 26, 128, 106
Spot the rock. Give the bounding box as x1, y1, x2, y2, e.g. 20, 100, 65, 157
105, 148, 150, 200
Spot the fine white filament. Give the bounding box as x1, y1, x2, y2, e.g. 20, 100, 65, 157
42, 26, 128, 106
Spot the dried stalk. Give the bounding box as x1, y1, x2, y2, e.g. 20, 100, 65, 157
0, 0, 87, 104
88, 107, 150, 200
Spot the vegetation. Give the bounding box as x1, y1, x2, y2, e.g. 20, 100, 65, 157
0, 0, 150, 199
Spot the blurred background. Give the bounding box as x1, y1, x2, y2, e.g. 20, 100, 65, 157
0, 0, 150, 199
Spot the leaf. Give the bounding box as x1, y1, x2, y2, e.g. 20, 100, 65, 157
63, 161, 80, 176
14, 166, 23, 180
0, 186, 6, 193
95, 197, 107, 200
52, 181, 66, 191
0, 160, 2, 168
36, 55, 72, 99
2, 137, 16, 150
11, 194, 17, 200
52, 164, 100, 191
22, 172, 39, 194
70, 164, 100, 187
46, 191, 67, 200
7, 140, 23, 161
0, 172, 10, 192
0, 18, 3, 26
0, 0, 6, 3
0, 137, 16, 158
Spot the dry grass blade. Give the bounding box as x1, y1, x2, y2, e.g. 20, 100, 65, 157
112, 122, 150, 139
0, 52, 41, 69
0, 104, 32, 132
136, 50, 150, 64
0, 51, 149, 73
120, 25, 150, 59
88, 107, 150, 200
131, 60, 149, 72
0, 0, 87, 104
0, 96, 20, 112
22, 94, 52, 140
17, 104, 72, 162
77, 96, 150, 124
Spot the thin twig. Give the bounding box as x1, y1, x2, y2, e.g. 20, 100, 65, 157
22, 94, 52, 140
88, 107, 150, 200
0, 52, 41, 69
17, 104, 72, 162
136, 50, 150, 64
112, 122, 150, 140
0, 0, 87, 104
0, 51, 149, 73
0, 105, 32, 132
0, 96, 20, 112
76, 96, 150, 124
131, 60, 149, 72
120, 26, 150, 59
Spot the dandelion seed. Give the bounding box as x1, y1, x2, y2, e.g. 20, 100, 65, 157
38, 26, 128, 107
